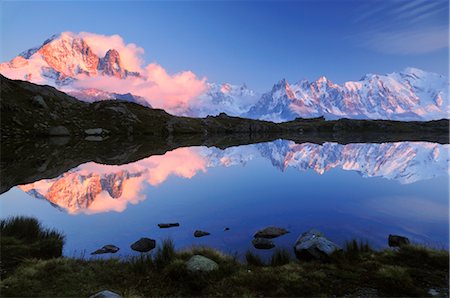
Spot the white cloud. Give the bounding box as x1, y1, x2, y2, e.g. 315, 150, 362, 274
363, 26, 448, 54
353, 0, 448, 55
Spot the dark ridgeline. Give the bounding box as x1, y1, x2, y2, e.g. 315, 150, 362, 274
1, 74, 448, 140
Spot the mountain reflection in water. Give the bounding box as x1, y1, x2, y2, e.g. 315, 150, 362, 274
1, 139, 448, 255
17, 141, 448, 214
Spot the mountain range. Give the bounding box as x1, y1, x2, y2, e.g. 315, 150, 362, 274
0, 32, 447, 121
246, 69, 448, 121
19, 141, 449, 214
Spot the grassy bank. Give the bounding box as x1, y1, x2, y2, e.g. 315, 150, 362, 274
1, 217, 448, 297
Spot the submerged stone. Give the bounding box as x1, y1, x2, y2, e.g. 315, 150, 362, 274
130, 237, 156, 252
194, 230, 210, 238
254, 226, 289, 239
91, 244, 120, 255
158, 223, 180, 228
388, 234, 410, 247
252, 238, 275, 249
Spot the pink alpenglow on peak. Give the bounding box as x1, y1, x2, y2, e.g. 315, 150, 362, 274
0, 31, 207, 114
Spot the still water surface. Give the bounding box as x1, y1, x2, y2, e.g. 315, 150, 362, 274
1, 140, 448, 258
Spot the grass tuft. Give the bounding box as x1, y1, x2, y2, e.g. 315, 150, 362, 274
270, 248, 291, 266
0, 216, 65, 277
0, 216, 65, 244
343, 239, 372, 260
154, 239, 176, 271
128, 253, 154, 275
245, 250, 265, 267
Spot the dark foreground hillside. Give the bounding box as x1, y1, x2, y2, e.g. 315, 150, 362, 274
1, 217, 448, 297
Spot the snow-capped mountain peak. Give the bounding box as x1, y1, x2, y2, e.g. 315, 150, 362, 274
0, 32, 146, 103
0, 32, 140, 86
246, 68, 448, 122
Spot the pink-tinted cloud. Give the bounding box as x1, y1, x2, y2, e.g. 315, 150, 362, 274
0, 31, 208, 114
78, 32, 145, 72
71, 32, 208, 113
71, 63, 207, 113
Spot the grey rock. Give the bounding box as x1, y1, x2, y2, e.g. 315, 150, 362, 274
85, 128, 110, 135
49, 136, 70, 146
254, 226, 289, 239
294, 229, 341, 260
85, 136, 105, 141
252, 238, 275, 249
194, 230, 210, 238
12, 117, 23, 126
48, 126, 70, 136
186, 255, 219, 272
428, 289, 439, 297
89, 290, 122, 298
158, 223, 180, 228
388, 234, 410, 247
91, 244, 120, 255
49, 112, 59, 120
130, 237, 156, 253
31, 95, 48, 109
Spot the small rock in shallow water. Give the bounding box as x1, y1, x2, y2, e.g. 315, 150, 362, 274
194, 230, 210, 237
158, 223, 180, 228
252, 238, 275, 249
388, 234, 410, 247
89, 290, 121, 298
91, 244, 120, 255
294, 229, 340, 260
186, 255, 219, 272
131, 238, 156, 252
254, 226, 289, 239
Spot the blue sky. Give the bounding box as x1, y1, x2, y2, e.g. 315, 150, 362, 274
1, 0, 448, 90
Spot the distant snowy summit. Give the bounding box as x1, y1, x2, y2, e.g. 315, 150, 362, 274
0, 32, 448, 121
189, 82, 259, 117
245, 68, 448, 121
